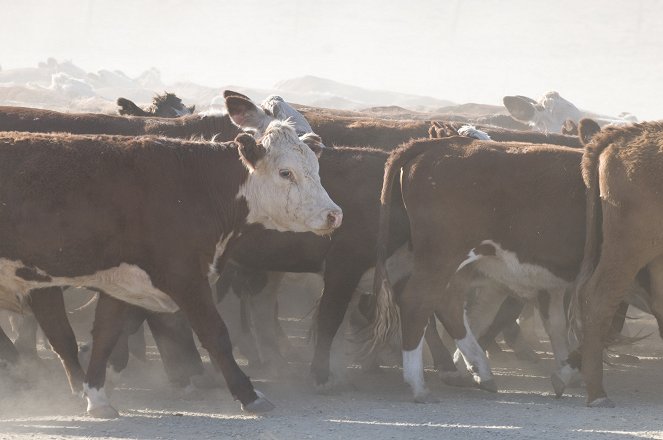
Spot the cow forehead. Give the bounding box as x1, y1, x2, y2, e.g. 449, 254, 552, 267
261, 121, 319, 172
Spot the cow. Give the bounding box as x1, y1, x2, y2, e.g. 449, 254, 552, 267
429, 120, 582, 148
370, 135, 594, 402
0, 105, 240, 139
117, 92, 195, 118
0, 95, 342, 417
562, 119, 663, 407
503, 91, 638, 134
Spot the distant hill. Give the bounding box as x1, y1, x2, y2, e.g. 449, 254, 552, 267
274, 75, 455, 111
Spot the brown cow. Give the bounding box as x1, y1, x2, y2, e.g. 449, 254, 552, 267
0, 105, 239, 139
371, 136, 590, 402
569, 119, 663, 407
0, 100, 341, 417
429, 120, 582, 148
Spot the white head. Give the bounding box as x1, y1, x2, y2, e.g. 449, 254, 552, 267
503, 92, 582, 134
227, 94, 342, 235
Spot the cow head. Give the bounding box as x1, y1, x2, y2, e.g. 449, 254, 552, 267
117, 92, 194, 118
503, 92, 582, 134
229, 96, 342, 236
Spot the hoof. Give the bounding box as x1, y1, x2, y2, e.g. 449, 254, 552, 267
241, 391, 275, 413
587, 397, 616, 408
439, 371, 475, 388
476, 378, 498, 393
413, 390, 439, 404
88, 405, 119, 419
551, 372, 566, 398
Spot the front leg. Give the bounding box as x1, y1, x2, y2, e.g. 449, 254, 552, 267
311, 257, 364, 388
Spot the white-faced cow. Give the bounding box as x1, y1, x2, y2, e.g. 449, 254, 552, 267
503, 91, 638, 134
0, 95, 341, 417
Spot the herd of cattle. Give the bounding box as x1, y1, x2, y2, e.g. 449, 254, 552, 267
0, 89, 660, 418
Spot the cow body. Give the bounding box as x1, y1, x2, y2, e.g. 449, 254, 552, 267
0, 114, 341, 416
570, 120, 663, 407
371, 136, 588, 401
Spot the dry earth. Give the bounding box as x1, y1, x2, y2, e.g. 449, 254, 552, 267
1, 283, 662, 440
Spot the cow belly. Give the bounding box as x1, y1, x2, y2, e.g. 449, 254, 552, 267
460, 240, 569, 299
0, 259, 178, 313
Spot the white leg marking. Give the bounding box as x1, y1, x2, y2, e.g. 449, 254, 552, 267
403, 334, 429, 401
455, 312, 494, 386
84, 383, 111, 412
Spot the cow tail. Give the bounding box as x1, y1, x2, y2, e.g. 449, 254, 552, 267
363, 140, 436, 356
569, 119, 604, 341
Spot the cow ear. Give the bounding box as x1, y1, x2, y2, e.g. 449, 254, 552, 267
225, 95, 272, 131
503, 96, 537, 122
562, 119, 578, 136
117, 97, 148, 116
235, 133, 266, 171
300, 132, 324, 156
578, 118, 601, 146
223, 90, 252, 101
188, 105, 196, 114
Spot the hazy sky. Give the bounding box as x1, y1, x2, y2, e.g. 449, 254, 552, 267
2, 0, 662, 119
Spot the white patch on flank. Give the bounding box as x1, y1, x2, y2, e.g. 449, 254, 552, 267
457, 249, 481, 272
402, 334, 427, 400
0, 258, 178, 313
463, 240, 570, 300
455, 312, 493, 381
84, 383, 111, 412
458, 125, 492, 140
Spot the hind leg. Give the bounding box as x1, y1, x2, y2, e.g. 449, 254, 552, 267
84, 293, 127, 418
29, 287, 86, 394
580, 247, 647, 407
399, 269, 440, 402
646, 256, 663, 339
0, 325, 19, 364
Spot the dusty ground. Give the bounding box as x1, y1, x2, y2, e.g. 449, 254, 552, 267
1, 291, 662, 440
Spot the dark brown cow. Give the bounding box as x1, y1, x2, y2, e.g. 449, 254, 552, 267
117, 92, 195, 118
0, 105, 239, 139
371, 136, 590, 402
0, 104, 341, 417
570, 119, 663, 407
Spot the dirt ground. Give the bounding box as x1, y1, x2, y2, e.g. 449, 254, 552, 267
1, 281, 662, 440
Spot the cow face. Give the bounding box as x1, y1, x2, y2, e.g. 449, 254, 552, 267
234, 124, 342, 236
503, 92, 582, 134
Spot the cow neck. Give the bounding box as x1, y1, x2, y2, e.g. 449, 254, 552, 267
185, 142, 250, 239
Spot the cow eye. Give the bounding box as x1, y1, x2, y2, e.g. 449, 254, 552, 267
279, 169, 294, 180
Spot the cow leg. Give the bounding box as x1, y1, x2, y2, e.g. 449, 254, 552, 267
249, 272, 288, 374
146, 311, 205, 389
174, 278, 272, 413
29, 287, 86, 394
646, 256, 663, 340
0, 325, 19, 364
11, 314, 39, 358
425, 315, 456, 372
398, 268, 437, 402
311, 260, 364, 388
537, 289, 570, 367
106, 306, 149, 390
580, 246, 646, 408
459, 285, 508, 369
477, 296, 523, 350
84, 293, 128, 418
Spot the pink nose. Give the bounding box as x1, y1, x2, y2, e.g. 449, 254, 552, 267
327, 210, 343, 229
